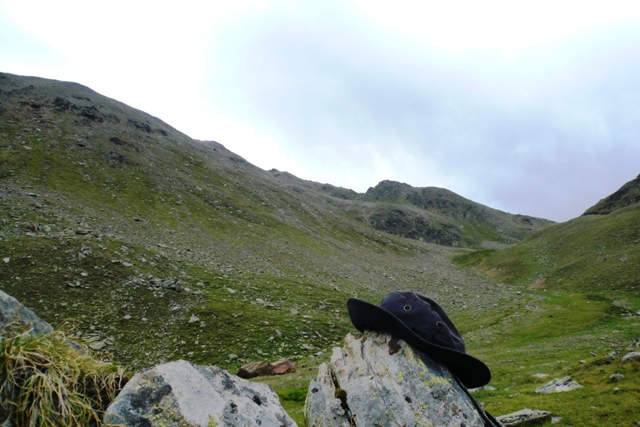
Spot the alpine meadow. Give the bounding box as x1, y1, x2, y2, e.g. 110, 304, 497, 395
1, 72, 639, 425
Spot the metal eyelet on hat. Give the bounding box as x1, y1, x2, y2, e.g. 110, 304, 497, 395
403, 305, 412, 312
436, 321, 445, 330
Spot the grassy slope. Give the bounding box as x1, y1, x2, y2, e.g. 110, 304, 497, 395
0, 73, 500, 425
455, 205, 640, 291
449, 190, 640, 426
2, 73, 639, 426
462, 290, 640, 426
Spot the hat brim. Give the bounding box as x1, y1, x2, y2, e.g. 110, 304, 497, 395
347, 298, 491, 388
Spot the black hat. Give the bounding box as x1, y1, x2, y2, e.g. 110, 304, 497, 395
347, 290, 491, 388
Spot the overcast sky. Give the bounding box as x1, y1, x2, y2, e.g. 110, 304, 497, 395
2, 1, 640, 222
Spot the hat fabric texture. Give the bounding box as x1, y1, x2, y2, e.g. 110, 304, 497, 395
347, 290, 491, 388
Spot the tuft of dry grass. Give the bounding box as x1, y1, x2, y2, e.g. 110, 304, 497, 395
0, 328, 128, 426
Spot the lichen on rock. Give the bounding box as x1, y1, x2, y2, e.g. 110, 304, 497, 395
305, 332, 488, 427
105, 359, 297, 427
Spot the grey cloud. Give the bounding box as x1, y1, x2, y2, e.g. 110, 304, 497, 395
213, 12, 640, 222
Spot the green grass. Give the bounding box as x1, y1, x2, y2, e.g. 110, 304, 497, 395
454, 288, 640, 427
261, 287, 640, 426
462, 210, 640, 292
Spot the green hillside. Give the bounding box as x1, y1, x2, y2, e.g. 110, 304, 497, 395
449, 175, 640, 426
456, 187, 640, 293
1, 72, 639, 426
584, 174, 640, 215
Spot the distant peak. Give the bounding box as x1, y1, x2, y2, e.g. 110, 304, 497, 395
583, 173, 640, 216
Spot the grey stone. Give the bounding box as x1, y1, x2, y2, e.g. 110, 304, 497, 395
534, 377, 583, 394
105, 360, 297, 426
606, 350, 620, 360
496, 408, 551, 427
89, 341, 107, 351
469, 385, 497, 394
621, 351, 640, 364
609, 373, 625, 382
305, 332, 488, 427
0, 289, 53, 335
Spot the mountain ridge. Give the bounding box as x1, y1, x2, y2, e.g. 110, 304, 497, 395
2, 71, 640, 427
583, 173, 640, 216
0, 71, 508, 371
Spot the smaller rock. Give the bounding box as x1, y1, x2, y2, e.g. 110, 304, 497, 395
188, 315, 200, 324
609, 373, 625, 382
271, 359, 296, 375
0, 290, 53, 335
237, 361, 273, 379
606, 350, 620, 360
496, 409, 551, 427
290, 308, 299, 316
535, 377, 583, 394
76, 228, 91, 235
89, 341, 107, 351
237, 359, 296, 379
469, 385, 497, 394
551, 417, 563, 424
2, 257, 9, 263
531, 373, 549, 379
626, 338, 640, 349
613, 387, 619, 393
622, 351, 640, 364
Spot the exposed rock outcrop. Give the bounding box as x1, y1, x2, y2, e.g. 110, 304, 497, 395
0, 289, 53, 335
104, 359, 298, 427
496, 408, 552, 427
305, 332, 491, 427
583, 173, 640, 215
534, 377, 582, 394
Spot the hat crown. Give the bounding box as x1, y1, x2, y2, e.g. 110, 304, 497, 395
380, 291, 465, 353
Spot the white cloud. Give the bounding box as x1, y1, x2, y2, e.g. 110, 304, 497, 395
1, 0, 640, 221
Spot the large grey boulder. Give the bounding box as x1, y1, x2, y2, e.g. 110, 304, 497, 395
104, 360, 298, 427
0, 289, 53, 335
305, 332, 489, 427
